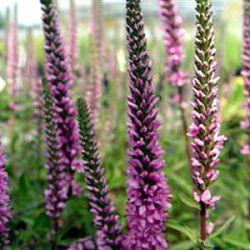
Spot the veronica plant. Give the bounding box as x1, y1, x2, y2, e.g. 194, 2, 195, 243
7, 4, 19, 111
77, 97, 122, 249
124, 0, 171, 249
188, 0, 226, 242
86, 0, 104, 129
86, 37, 102, 128
242, 0, 250, 238
66, 0, 78, 79
242, 0, 250, 156
90, 0, 104, 63
0, 140, 11, 249
40, 0, 83, 197
160, 0, 192, 168
42, 79, 68, 249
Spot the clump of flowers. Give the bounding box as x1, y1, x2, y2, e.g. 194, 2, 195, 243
42, 79, 68, 247
7, 4, 19, 111
23, 29, 43, 121
86, 0, 105, 129
90, 0, 104, 63
188, 0, 226, 241
124, 0, 171, 249
160, 0, 186, 89
66, 0, 78, 79
160, 0, 192, 167
86, 36, 103, 128
77, 97, 122, 249
0, 140, 11, 249
242, 0, 250, 156
68, 237, 96, 250
40, 0, 83, 197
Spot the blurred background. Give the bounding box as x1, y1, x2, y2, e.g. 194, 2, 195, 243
0, 0, 249, 249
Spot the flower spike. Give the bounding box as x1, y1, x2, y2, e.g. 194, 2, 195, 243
189, 0, 226, 241
242, 0, 250, 156
124, 0, 171, 249
42, 79, 68, 247
0, 140, 11, 249
40, 0, 83, 196
77, 97, 122, 249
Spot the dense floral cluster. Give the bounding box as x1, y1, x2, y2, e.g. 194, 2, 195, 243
66, 0, 78, 78
188, 0, 226, 240
68, 237, 96, 250
77, 98, 122, 249
242, 0, 250, 156
124, 0, 171, 249
42, 79, 68, 236
86, 0, 104, 128
40, 0, 83, 198
86, 37, 103, 128
160, 0, 192, 168
0, 140, 11, 249
160, 0, 187, 89
7, 4, 19, 110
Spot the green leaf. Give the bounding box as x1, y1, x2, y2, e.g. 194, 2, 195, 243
209, 216, 236, 239
178, 194, 199, 210
169, 174, 192, 193
172, 241, 194, 250
167, 220, 198, 244
224, 237, 250, 250
19, 174, 28, 194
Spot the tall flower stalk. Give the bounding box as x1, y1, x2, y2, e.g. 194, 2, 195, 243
188, 0, 226, 242
0, 140, 11, 249
90, 0, 104, 63
24, 29, 38, 95
4, 7, 10, 61
86, 0, 104, 128
7, 4, 19, 110
124, 0, 171, 249
66, 0, 78, 79
7, 4, 19, 185
160, 0, 192, 168
42, 79, 67, 249
242, 0, 250, 238
242, 1, 250, 156
40, 0, 83, 197
77, 97, 122, 249
86, 37, 102, 128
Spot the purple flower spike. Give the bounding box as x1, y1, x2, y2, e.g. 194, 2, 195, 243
77, 98, 122, 249
90, 0, 104, 62
42, 79, 68, 246
242, 0, 250, 156
40, 0, 83, 195
66, 0, 78, 79
86, 0, 104, 128
0, 139, 11, 248
7, 4, 19, 110
189, 0, 226, 241
160, 0, 192, 168
160, 0, 186, 86
86, 37, 103, 128
68, 237, 96, 250
124, 0, 171, 249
